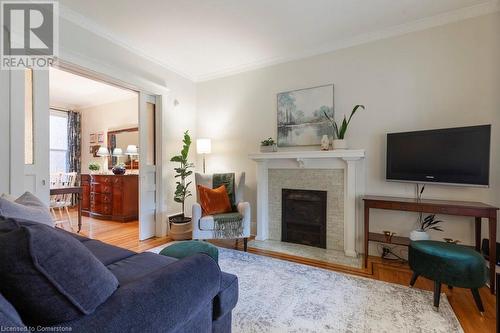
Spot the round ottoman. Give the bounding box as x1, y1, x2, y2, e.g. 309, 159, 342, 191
409, 240, 487, 313
159, 241, 219, 263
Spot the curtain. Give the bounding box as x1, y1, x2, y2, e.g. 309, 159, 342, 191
66, 110, 81, 175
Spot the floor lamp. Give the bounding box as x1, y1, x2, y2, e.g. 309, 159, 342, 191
196, 138, 211, 173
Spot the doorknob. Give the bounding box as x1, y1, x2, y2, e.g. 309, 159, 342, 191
41, 179, 46, 186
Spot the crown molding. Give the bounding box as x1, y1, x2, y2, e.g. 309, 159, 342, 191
59, 4, 196, 82
195, 0, 500, 82
59, 1, 500, 83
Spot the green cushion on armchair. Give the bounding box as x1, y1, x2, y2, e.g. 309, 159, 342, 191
409, 240, 487, 289
159, 241, 219, 263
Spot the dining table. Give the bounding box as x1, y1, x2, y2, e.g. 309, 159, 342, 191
49, 186, 83, 233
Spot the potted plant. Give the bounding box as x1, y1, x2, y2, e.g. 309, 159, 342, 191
260, 137, 277, 152
323, 104, 365, 149
410, 214, 444, 241
88, 162, 100, 174
169, 130, 194, 240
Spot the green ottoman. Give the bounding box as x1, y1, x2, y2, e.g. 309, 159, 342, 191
409, 240, 487, 313
159, 241, 219, 263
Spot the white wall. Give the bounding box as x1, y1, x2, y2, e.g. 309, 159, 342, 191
79, 97, 139, 173
196, 13, 500, 254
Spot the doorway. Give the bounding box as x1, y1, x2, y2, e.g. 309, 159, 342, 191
47, 66, 160, 245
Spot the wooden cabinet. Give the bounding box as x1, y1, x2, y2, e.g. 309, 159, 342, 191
81, 174, 138, 222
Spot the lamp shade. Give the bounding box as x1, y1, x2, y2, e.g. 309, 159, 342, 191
112, 148, 124, 156
125, 145, 138, 156
196, 138, 211, 154
96, 146, 109, 156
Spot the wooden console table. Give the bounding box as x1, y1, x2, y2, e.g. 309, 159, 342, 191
363, 195, 498, 294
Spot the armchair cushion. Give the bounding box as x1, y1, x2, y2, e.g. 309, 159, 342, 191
198, 185, 232, 216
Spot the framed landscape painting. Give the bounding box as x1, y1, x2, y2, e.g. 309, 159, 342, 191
277, 84, 334, 147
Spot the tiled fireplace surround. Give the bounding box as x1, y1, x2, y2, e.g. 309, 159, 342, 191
249, 150, 365, 259
268, 169, 344, 251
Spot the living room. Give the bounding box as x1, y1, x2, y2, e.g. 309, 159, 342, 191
0, 1, 499, 332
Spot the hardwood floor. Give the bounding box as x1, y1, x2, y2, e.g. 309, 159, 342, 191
66, 214, 495, 333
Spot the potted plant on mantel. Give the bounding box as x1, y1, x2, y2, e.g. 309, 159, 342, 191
260, 137, 278, 152
323, 104, 365, 149
169, 130, 194, 240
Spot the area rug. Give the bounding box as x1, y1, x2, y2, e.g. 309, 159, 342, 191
150, 245, 463, 333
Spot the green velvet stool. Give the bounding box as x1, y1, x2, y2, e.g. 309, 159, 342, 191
159, 240, 219, 263
409, 240, 487, 313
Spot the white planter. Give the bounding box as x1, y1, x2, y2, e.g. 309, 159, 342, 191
333, 139, 348, 150
260, 144, 277, 153
409, 230, 430, 241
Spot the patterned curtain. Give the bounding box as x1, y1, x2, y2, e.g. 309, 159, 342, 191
66, 110, 81, 175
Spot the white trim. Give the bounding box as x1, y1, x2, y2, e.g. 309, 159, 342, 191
250, 150, 365, 257
59, 1, 500, 83
194, 1, 500, 81
59, 5, 195, 82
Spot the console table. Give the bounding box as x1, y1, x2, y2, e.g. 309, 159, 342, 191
363, 195, 498, 294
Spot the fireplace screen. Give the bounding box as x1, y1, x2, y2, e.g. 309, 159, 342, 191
282, 189, 327, 249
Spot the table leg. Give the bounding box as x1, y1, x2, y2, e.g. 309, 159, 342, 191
475, 217, 481, 252
364, 205, 370, 268
77, 193, 82, 233
488, 214, 496, 294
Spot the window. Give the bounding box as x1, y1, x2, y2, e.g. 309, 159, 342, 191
50, 110, 68, 173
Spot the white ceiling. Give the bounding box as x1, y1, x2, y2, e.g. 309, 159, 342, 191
59, 0, 498, 81
49, 67, 137, 110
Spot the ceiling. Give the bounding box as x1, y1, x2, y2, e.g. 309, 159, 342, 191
59, 0, 497, 81
50, 67, 137, 110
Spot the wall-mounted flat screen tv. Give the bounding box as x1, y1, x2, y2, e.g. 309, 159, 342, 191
386, 125, 491, 186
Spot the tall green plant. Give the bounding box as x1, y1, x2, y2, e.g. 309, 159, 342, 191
323, 105, 365, 139
170, 131, 194, 218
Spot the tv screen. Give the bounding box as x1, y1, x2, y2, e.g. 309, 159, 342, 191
386, 125, 491, 186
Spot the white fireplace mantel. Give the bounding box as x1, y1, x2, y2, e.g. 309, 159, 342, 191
249, 149, 365, 257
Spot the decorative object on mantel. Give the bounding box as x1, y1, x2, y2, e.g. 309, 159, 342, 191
260, 137, 277, 152
169, 130, 194, 240
323, 104, 365, 150
277, 84, 334, 147
320, 135, 330, 150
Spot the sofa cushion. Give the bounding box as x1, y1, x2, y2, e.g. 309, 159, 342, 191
82, 239, 136, 266
0, 293, 23, 328
107, 252, 177, 285
0, 220, 119, 325
213, 272, 238, 320
0, 191, 54, 227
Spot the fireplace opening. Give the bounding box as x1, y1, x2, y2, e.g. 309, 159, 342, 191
282, 189, 327, 249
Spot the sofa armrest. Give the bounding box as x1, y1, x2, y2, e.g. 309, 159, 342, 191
65, 254, 221, 333
237, 202, 251, 237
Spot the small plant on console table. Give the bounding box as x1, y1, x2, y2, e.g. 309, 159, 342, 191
169, 131, 194, 240
260, 137, 277, 152
323, 104, 365, 149
410, 214, 444, 241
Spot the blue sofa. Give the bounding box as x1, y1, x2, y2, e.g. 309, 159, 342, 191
0, 229, 238, 332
